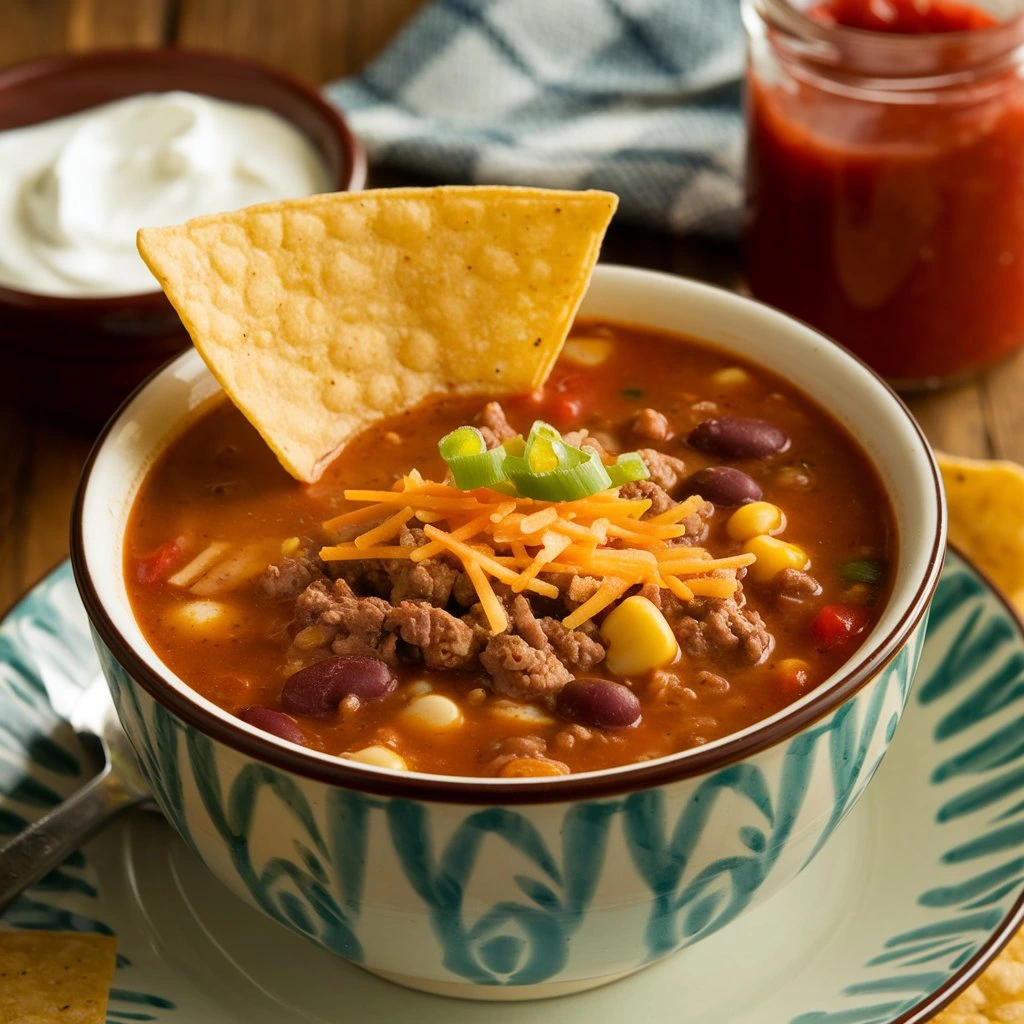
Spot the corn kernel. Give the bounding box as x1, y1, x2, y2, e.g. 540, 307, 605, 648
562, 337, 613, 367
499, 758, 568, 778
293, 624, 331, 651
281, 536, 301, 556
345, 745, 408, 770
400, 693, 463, 731
601, 595, 679, 677
743, 535, 810, 582
777, 658, 810, 684
405, 680, 433, 697
490, 701, 555, 726
727, 501, 786, 542
466, 687, 487, 705
712, 366, 751, 387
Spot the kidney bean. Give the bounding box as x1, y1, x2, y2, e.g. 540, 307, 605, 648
281, 655, 397, 717
687, 418, 790, 459
683, 466, 762, 506
237, 706, 307, 745
555, 679, 641, 729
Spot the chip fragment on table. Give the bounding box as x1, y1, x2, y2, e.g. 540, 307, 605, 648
929, 932, 1024, 1023
938, 452, 1024, 613
0, 930, 117, 1024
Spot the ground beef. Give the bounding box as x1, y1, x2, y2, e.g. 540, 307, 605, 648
620, 479, 676, 516
384, 602, 478, 669
540, 618, 605, 672
562, 428, 612, 462
294, 579, 396, 662
388, 559, 460, 605
633, 408, 673, 442
676, 500, 713, 546
476, 401, 517, 449
380, 525, 470, 607
667, 593, 774, 665
510, 595, 548, 648
695, 670, 731, 694
558, 575, 602, 610
638, 449, 687, 492
330, 560, 392, 599
773, 568, 822, 604
477, 596, 604, 697
480, 634, 573, 699
616, 482, 710, 546
260, 554, 323, 600
485, 734, 569, 775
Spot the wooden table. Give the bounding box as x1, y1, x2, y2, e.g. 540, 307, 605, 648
2, 0, 1022, 618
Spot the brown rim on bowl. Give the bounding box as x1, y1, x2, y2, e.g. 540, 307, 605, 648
0, 47, 367, 310
69, 281, 947, 805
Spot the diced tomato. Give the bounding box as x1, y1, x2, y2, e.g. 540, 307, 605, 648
507, 374, 592, 429
134, 538, 184, 585
811, 604, 872, 650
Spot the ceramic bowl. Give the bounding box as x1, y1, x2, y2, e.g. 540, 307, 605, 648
0, 48, 365, 425
70, 265, 946, 1000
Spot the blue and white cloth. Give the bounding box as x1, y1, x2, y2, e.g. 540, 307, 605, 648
326, 0, 745, 237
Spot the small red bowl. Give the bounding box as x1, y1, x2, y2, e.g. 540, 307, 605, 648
0, 48, 366, 426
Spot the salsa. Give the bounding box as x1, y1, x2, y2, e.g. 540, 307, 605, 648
744, 0, 1024, 384
124, 320, 894, 777
809, 0, 998, 32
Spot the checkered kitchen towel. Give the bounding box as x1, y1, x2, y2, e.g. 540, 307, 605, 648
326, 0, 745, 237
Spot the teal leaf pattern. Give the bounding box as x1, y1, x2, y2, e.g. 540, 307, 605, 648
792, 552, 1024, 1023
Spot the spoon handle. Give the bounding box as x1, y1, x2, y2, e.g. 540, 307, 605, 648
0, 766, 144, 913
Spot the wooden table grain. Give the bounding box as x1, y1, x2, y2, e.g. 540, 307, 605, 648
1, 0, 1021, 618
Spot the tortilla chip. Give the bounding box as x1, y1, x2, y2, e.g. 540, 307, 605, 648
138, 186, 617, 482
938, 452, 1024, 613
0, 930, 117, 1024
930, 931, 1024, 1023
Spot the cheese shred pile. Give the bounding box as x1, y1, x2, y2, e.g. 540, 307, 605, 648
320, 473, 755, 635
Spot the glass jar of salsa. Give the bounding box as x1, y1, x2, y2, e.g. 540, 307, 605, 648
742, 0, 1024, 388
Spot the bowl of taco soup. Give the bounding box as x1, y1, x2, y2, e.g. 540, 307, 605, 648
72, 246, 944, 995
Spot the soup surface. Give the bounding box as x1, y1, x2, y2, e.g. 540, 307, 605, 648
125, 319, 894, 777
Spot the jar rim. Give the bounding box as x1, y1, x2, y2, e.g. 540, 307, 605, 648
742, 0, 1024, 87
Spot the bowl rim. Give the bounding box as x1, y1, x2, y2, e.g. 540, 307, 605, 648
70, 267, 947, 805
0, 46, 367, 309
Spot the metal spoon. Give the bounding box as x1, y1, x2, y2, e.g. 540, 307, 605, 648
0, 676, 153, 913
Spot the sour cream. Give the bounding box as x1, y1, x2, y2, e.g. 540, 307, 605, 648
0, 91, 331, 297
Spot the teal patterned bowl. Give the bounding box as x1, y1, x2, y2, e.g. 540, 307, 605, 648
70, 266, 946, 1000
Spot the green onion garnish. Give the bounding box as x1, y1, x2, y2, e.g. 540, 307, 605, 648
607, 452, 650, 487
439, 419, 649, 501
840, 558, 885, 586
622, 387, 644, 400
438, 426, 510, 490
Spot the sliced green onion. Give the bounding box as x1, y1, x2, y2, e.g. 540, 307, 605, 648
507, 446, 612, 501
840, 558, 886, 586
606, 452, 650, 487
622, 387, 644, 400
439, 426, 509, 490
439, 418, 650, 501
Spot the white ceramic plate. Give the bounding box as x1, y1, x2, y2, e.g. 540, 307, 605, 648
1, 551, 1022, 1024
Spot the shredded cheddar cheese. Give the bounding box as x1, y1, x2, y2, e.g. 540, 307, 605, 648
319, 478, 756, 634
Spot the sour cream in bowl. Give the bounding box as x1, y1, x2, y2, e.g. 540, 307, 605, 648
1, 91, 331, 297
0, 48, 364, 423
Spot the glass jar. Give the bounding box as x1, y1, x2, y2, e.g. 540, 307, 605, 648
742, 0, 1024, 389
